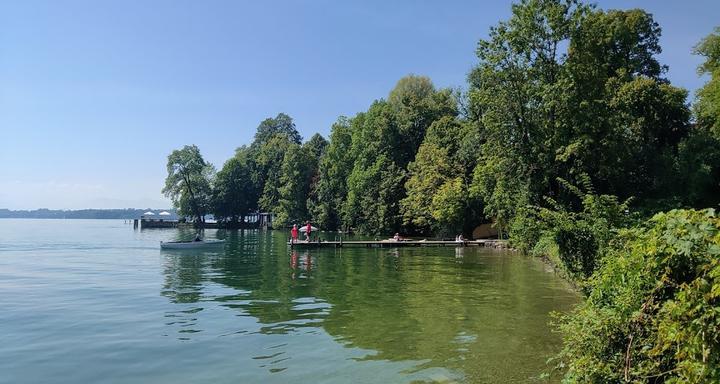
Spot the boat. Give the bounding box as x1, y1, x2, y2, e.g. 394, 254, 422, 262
160, 239, 225, 249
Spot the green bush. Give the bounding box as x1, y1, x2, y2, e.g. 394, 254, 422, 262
509, 206, 544, 253
519, 177, 633, 281
553, 209, 720, 383
553, 219, 599, 280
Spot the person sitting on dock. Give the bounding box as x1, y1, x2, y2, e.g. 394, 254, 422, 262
291, 224, 299, 244
389, 233, 405, 242
455, 234, 465, 242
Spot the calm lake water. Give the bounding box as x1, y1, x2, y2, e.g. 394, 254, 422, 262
0, 219, 578, 384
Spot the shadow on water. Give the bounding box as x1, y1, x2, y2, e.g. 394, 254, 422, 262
159, 230, 579, 383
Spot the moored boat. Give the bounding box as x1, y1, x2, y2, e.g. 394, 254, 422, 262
160, 239, 225, 249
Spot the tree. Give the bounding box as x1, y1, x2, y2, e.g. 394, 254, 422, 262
694, 26, 720, 138
675, 26, 720, 209
342, 101, 406, 234
311, 117, 355, 230
468, 2, 694, 240
275, 144, 315, 226
252, 113, 302, 146
248, 114, 303, 212
303, 133, 328, 160
468, 0, 588, 226
563, 9, 690, 202
344, 155, 405, 234
401, 143, 455, 233
162, 145, 214, 224
302, 133, 329, 227
341, 76, 458, 234
212, 146, 258, 225
674, 130, 720, 208
401, 116, 482, 235
429, 177, 467, 237
387, 75, 458, 167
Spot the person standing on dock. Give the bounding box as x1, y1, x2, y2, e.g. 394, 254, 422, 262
305, 221, 312, 242
291, 224, 299, 244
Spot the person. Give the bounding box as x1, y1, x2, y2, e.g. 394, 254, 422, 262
456, 234, 464, 242
291, 224, 299, 244
393, 233, 400, 241
305, 222, 312, 242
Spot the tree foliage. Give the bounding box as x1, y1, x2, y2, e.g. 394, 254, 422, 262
695, 27, 720, 139
468, 0, 711, 237
212, 146, 257, 225
344, 154, 405, 235
162, 4, 719, 242
468, 0, 588, 227
275, 143, 316, 226
401, 117, 478, 235
311, 118, 354, 230
340, 76, 458, 234
252, 112, 302, 146
162, 145, 214, 223
250, 114, 303, 212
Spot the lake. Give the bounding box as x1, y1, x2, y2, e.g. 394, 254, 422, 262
0, 219, 579, 383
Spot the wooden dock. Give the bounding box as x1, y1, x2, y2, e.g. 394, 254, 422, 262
288, 239, 509, 249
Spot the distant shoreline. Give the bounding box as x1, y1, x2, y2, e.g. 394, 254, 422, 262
0, 209, 174, 220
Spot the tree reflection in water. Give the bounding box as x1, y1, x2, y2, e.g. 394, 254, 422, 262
160, 230, 578, 382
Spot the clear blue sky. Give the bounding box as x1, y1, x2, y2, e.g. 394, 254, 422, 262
1, 0, 718, 210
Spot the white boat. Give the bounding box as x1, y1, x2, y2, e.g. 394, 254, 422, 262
160, 239, 225, 249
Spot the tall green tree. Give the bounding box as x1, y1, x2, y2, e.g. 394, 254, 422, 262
468, 0, 588, 229
673, 26, 720, 208
162, 145, 214, 224
563, 9, 690, 202
212, 146, 258, 225
387, 75, 458, 167
311, 117, 354, 230
401, 117, 478, 235
252, 113, 302, 146
344, 154, 405, 234
694, 26, 720, 138
303, 133, 328, 160
275, 144, 315, 226
342, 102, 405, 233
247, 113, 303, 212
302, 133, 328, 226
255, 134, 295, 212
469, 2, 693, 232
341, 76, 457, 234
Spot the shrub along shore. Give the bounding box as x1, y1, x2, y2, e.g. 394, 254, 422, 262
162, 0, 720, 381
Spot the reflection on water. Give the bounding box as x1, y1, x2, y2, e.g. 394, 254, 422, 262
159, 229, 578, 383
0, 220, 578, 384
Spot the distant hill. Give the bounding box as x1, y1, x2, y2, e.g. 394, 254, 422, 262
0, 209, 176, 219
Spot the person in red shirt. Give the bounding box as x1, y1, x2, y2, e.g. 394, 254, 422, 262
305, 222, 312, 242
291, 224, 298, 244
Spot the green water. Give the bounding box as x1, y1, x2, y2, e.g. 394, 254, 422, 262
0, 219, 578, 383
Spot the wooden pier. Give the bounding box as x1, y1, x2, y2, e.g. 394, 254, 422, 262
288, 239, 509, 249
